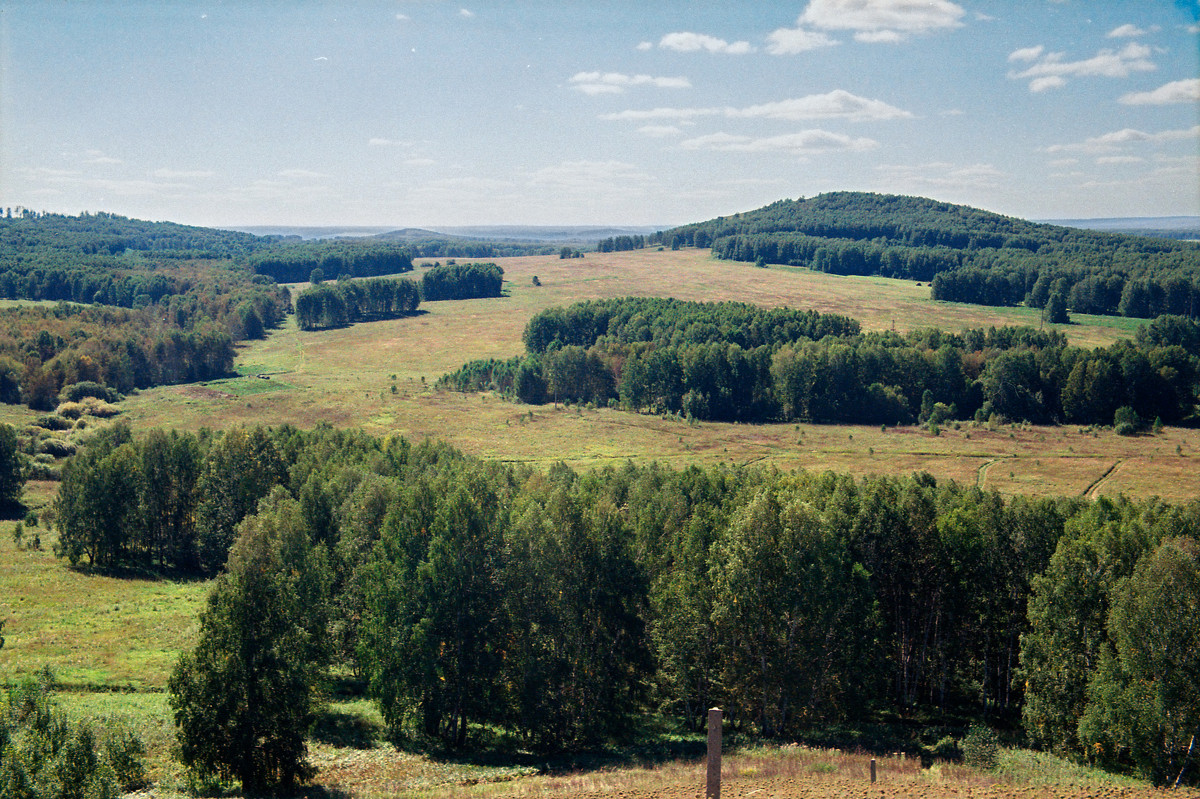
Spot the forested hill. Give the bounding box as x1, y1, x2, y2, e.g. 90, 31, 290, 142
656, 192, 1200, 320
664, 192, 1060, 250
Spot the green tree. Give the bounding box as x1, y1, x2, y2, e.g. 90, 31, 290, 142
710, 486, 874, 734
1078, 537, 1200, 784
195, 427, 287, 574
168, 490, 330, 793
0, 423, 25, 509
358, 471, 507, 747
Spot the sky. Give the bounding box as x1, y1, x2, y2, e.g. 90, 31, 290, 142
1, 0, 1198, 228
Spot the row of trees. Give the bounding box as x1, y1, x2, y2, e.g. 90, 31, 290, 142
249, 241, 413, 284
113, 425, 1200, 789
419, 262, 504, 301
294, 277, 421, 331
521, 297, 860, 353
442, 301, 1200, 426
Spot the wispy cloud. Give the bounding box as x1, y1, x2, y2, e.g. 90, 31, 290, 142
1107, 23, 1157, 38
680, 130, 878, 155
1007, 42, 1156, 92
153, 168, 215, 179
277, 169, 328, 179
770, 0, 965, 48
637, 125, 683, 138
875, 161, 1005, 189
1046, 124, 1200, 154
601, 90, 911, 122
657, 32, 754, 55
1119, 78, 1200, 105
569, 71, 691, 95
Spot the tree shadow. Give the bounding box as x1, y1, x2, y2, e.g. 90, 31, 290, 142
310, 708, 387, 750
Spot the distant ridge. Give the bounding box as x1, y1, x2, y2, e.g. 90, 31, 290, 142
223, 224, 666, 243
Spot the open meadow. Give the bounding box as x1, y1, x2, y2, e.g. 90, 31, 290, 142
108, 248, 1200, 501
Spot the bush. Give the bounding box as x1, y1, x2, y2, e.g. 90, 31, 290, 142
38, 438, 78, 457
59, 381, 120, 404
962, 724, 1000, 769
57, 402, 85, 420
35, 414, 73, 431
1114, 405, 1141, 435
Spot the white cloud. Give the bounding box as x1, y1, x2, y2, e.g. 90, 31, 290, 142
637, 125, 683, 138
405, 158, 436, 167
458, 8, 474, 18
875, 161, 1004, 189
797, 0, 965, 39
83, 150, 122, 165
658, 32, 754, 55
765, 27, 838, 54
1046, 124, 1200, 154
601, 90, 911, 123
277, 169, 328, 179
680, 129, 879, 155
1007, 45, 1044, 62
1119, 78, 1200, 105
731, 90, 912, 121
1008, 42, 1156, 91
1107, 24, 1156, 38
1048, 158, 1078, 167
1096, 156, 1144, 164
153, 168, 215, 179
569, 71, 691, 95
1030, 76, 1067, 93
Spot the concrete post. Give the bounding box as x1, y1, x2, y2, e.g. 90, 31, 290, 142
707, 708, 722, 799
870, 757, 877, 783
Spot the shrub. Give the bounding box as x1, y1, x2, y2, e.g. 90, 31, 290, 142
57, 402, 85, 420
35, 414, 73, 431
59, 381, 120, 404
962, 724, 1000, 769
38, 438, 78, 457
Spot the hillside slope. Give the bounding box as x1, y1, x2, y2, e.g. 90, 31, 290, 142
659, 192, 1200, 318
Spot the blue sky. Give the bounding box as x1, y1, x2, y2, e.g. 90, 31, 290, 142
2, 1, 1197, 227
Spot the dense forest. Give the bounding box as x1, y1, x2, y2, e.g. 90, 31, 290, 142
0, 211, 421, 405
440, 298, 1200, 427
654, 193, 1200, 320
47, 422, 1200, 788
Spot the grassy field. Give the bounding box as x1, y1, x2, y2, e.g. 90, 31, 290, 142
98, 249, 1200, 501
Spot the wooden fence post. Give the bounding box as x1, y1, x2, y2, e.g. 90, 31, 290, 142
707, 708, 722, 799
870, 757, 877, 783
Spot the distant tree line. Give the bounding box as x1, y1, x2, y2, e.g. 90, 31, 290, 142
657, 192, 1200, 321
441, 300, 1200, 427
419, 262, 503, 301
41, 423, 1189, 787
596, 234, 649, 252
248, 241, 413, 284
294, 277, 421, 331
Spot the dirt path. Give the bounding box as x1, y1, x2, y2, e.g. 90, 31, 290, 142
1083, 460, 1123, 499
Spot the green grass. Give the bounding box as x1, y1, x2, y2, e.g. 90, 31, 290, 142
0, 528, 209, 690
